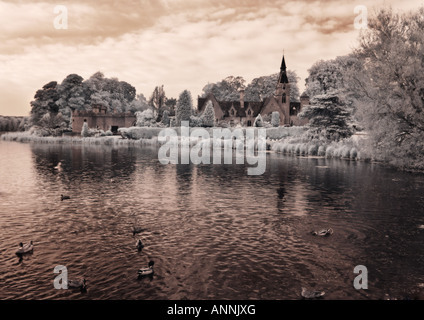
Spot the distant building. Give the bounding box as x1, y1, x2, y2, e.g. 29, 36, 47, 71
71, 105, 136, 134
198, 55, 309, 127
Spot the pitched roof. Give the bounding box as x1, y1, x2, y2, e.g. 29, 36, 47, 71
197, 95, 266, 118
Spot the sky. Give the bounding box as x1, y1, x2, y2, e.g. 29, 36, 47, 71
0, 0, 423, 116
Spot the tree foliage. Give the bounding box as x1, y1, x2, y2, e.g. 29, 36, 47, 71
201, 76, 246, 101
176, 90, 193, 126
299, 91, 353, 140
135, 108, 157, 127
352, 7, 424, 168
30, 72, 138, 130
201, 72, 300, 103
201, 101, 215, 127
245, 70, 300, 102
271, 111, 280, 127
81, 122, 89, 137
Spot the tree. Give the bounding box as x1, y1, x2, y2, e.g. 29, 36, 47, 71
244, 70, 300, 102
149, 85, 167, 110
81, 122, 89, 137
129, 93, 149, 112
201, 101, 215, 127
135, 109, 157, 127
271, 111, 280, 127
30, 81, 60, 127
176, 90, 193, 126
84, 72, 136, 113
57, 74, 88, 126
201, 76, 246, 101
161, 110, 170, 127
189, 115, 203, 127
351, 7, 424, 168
299, 90, 353, 140
304, 55, 362, 122
165, 98, 177, 116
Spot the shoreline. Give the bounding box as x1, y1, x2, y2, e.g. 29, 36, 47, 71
1, 129, 368, 163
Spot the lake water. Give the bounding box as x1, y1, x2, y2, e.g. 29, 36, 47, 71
0, 140, 423, 300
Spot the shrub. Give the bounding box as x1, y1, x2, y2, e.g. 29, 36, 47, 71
81, 122, 89, 137
271, 112, 280, 127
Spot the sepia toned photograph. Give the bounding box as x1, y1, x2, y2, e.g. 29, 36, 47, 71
1, 0, 424, 312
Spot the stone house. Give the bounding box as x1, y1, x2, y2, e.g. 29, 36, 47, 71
71, 105, 136, 134
197, 55, 309, 127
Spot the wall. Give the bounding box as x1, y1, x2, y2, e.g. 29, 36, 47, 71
72, 111, 136, 133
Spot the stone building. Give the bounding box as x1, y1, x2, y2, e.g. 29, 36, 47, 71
198, 55, 309, 127
71, 105, 136, 134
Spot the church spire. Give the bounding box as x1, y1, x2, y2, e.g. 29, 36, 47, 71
278, 54, 289, 84
280, 55, 287, 70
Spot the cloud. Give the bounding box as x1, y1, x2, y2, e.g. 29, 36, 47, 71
0, 0, 423, 116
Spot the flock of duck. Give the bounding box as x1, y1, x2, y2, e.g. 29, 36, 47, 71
18, 170, 333, 298
16, 218, 332, 298
14, 201, 155, 293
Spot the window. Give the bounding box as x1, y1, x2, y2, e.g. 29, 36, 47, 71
282, 94, 286, 104
247, 120, 252, 127
247, 110, 251, 116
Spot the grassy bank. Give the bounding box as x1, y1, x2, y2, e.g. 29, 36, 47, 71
1, 127, 370, 162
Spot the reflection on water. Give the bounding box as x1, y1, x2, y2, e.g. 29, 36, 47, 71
0, 140, 424, 300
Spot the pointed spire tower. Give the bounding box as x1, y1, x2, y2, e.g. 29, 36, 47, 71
275, 54, 290, 104
278, 55, 289, 84
274, 53, 291, 125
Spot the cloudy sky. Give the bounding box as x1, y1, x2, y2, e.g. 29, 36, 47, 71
0, 0, 423, 116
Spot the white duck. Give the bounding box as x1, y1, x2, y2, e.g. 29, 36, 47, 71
54, 162, 63, 172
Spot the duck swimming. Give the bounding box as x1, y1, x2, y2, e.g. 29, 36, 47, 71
132, 227, 144, 236
68, 278, 87, 292
136, 239, 144, 251
61, 195, 71, 201
16, 241, 34, 255
311, 228, 333, 237
54, 162, 62, 171
138, 261, 154, 278
301, 287, 325, 299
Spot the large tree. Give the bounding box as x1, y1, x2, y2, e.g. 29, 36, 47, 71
353, 7, 424, 168
30, 81, 60, 127
244, 70, 300, 102
299, 90, 353, 140
85, 72, 136, 113
57, 74, 89, 126
201, 76, 246, 101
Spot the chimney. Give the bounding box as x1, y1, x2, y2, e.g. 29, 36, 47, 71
240, 89, 245, 108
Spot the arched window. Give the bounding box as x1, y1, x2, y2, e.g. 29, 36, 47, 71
282, 94, 286, 104
247, 110, 251, 116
